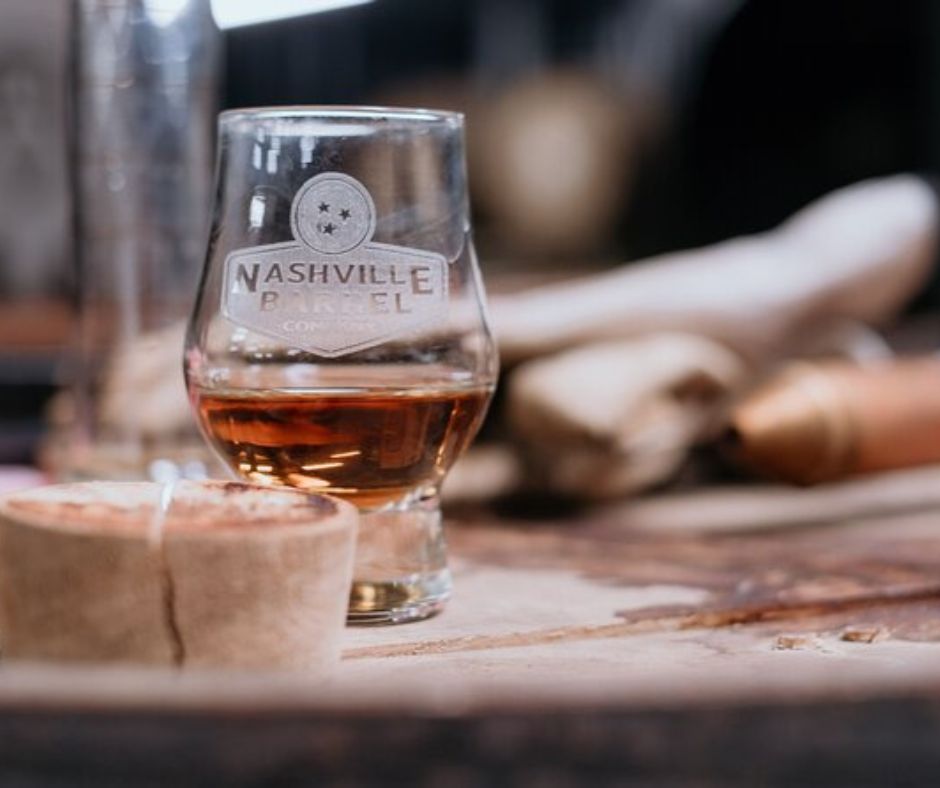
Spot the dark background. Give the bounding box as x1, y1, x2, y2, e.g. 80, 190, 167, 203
223, 0, 940, 264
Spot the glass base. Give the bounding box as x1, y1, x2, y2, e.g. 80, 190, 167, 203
346, 494, 450, 625
347, 569, 451, 625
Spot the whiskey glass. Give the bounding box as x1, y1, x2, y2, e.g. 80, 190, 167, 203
184, 107, 498, 624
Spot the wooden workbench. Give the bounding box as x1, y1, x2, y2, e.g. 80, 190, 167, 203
4, 468, 940, 784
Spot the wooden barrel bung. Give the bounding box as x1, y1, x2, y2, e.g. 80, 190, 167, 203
0, 480, 358, 670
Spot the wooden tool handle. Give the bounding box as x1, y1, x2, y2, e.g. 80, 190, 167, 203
728, 358, 940, 484
492, 176, 937, 364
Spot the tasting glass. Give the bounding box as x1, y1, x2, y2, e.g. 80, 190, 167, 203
185, 107, 498, 624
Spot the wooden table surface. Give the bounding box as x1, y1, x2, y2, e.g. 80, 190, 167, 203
5, 468, 940, 784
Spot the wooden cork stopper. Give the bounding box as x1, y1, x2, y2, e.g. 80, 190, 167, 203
0, 480, 358, 671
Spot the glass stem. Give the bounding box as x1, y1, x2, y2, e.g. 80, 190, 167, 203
347, 491, 451, 625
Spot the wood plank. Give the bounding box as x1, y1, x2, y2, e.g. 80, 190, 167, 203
0, 482, 938, 713
344, 497, 940, 663
0, 482, 939, 783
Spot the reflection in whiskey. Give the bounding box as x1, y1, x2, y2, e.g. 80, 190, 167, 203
194, 384, 492, 509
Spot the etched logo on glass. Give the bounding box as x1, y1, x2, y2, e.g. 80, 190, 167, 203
222, 173, 448, 357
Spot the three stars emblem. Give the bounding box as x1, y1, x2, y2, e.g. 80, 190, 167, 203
317, 205, 352, 237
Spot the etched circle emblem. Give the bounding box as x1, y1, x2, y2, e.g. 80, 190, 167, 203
290, 173, 376, 255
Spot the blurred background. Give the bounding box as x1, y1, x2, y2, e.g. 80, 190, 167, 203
1, 0, 939, 467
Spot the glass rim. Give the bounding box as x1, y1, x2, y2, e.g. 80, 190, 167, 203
219, 105, 464, 126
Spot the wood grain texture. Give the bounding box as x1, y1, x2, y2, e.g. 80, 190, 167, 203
1, 478, 940, 783
339, 475, 940, 707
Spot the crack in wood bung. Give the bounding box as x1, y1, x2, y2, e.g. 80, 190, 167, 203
149, 481, 185, 667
